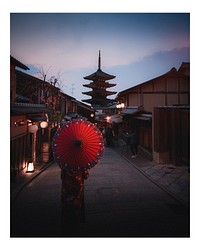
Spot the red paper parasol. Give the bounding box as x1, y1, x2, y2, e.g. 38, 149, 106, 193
52, 119, 104, 173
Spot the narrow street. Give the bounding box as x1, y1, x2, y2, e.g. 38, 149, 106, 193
11, 147, 189, 237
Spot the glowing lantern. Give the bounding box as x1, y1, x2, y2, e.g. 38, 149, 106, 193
106, 116, 111, 123
27, 162, 34, 172
28, 124, 38, 133
40, 121, 48, 129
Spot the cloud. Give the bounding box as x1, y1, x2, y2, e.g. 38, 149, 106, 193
109, 46, 190, 92
17, 46, 189, 102
11, 30, 189, 73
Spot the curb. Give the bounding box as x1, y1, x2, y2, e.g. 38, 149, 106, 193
11, 161, 54, 202
114, 148, 189, 209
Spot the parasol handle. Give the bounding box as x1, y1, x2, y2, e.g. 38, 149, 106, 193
74, 140, 82, 147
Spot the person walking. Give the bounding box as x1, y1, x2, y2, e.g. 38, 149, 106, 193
130, 130, 138, 158
112, 121, 119, 139
105, 125, 113, 146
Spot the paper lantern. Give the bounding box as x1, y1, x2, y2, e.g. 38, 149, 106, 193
27, 162, 34, 172
40, 121, 48, 128
28, 124, 38, 133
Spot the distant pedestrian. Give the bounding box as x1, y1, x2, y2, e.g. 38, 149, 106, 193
105, 125, 113, 146
130, 130, 138, 158
112, 121, 119, 139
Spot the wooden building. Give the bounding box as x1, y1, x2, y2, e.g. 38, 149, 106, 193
10, 56, 29, 102
10, 56, 96, 179
116, 63, 189, 112
153, 106, 189, 165
10, 56, 50, 178
116, 62, 190, 164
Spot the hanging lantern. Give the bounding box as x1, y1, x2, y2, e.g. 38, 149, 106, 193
40, 121, 48, 129
28, 124, 38, 133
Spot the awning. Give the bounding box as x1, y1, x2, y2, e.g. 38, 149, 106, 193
11, 102, 50, 115
63, 115, 72, 120
133, 113, 152, 121
110, 114, 123, 123
27, 114, 47, 122
121, 107, 140, 115
121, 105, 144, 115
66, 112, 78, 118
15, 94, 30, 103
101, 114, 123, 124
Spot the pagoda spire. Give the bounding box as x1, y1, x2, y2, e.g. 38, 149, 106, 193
98, 50, 101, 70
82, 51, 116, 108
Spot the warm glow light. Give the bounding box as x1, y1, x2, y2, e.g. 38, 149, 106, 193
28, 124, 38, 133
106, 116, 111, 123
40, 121, 48, 128
121, 103, 125, 108
116, 103, 125, 109
27, 162, 34, 172
90, 113, 94, 118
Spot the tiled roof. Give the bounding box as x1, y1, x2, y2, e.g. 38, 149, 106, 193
11, 102, 50, 115
84, 69, 115, 80
116, 63, 190, 98
10, 56, 29, 70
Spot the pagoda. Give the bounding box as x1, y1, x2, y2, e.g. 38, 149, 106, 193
82, 51, 117, 108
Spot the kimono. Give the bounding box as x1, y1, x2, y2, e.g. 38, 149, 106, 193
61, 169, 89, 230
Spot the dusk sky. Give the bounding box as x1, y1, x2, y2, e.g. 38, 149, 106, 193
2, 1, 200, 248
10, 13, 189, 102
1, 0, 199, 244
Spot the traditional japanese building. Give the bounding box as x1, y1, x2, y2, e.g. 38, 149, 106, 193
115, 62, 190, 165
82, 51, 117, 108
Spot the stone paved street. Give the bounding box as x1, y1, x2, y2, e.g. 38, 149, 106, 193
114, 142, 189, 206
11, 147, 189, 237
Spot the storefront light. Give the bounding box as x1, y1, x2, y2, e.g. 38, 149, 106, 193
106, 116, 111, 123
116, 103, 125, 109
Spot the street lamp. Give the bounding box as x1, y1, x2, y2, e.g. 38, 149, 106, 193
90, 113, 95, 123
40, 121, 48, 136
28, 124, 38, 133
116, 103, 125, 114
106, 116, 111, 123
27, 124, 38, 172
40, 121, 48, 128
27, 162, 34, 172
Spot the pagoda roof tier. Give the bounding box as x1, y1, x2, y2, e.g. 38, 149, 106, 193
83, 82, 116, 89
82, 90, 117, 97
84, 69, 116, 81
82, 98, 114, 105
